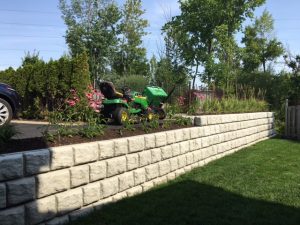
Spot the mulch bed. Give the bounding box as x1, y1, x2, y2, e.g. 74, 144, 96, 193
0, 124, 191, 154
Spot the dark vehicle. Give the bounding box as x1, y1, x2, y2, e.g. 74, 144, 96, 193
0, 83, 20, 126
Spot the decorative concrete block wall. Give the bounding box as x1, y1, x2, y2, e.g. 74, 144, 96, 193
0, 112, 275, 225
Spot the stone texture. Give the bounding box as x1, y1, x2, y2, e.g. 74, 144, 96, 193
180, 141, 190, 154
50, 146, 73, 170
133, 168, 146, 185
99, 140, 114, 159
114, 139, 128, 156
151, 148, 162, 163
139, 150, 152, 167
153, 176, 168, 186
107, 156, 126, 177
155, 132, 167, 147
144, 134, 156, 149
0, 183, 6, 208
119, 172, 134, 191
26, 196, 57, 225
182, 128, 191, 140
171, 144, 181, 156
73, 143, 98, 165
93, 197, 113, 210
127, 186, 143, 197
177, 155, 187, 168
112, 192, 127, 202
24, 149, 50, 175
7, 177, 35, 206
0, 154, 23, 181
0, 206, 25, 225
56, 188, 83, 215
159, 160, 171, 176
169, 158, 179, 171
100, 177, 119, 198
69, 205, 93, 221
70, 165, 89, 188
166, 131, 176, 144
89, 161, 106, 182
83, 182, 100, 205
128, 136, 145, 153
142, 181, 154, 191
161, 145, 173, 160
186, 153, 194, 165
126, 154, 139, 170
36, 169, 70, 198
145, 164, 159, 181
174, 130, 184, 142
45, 215, 69, 225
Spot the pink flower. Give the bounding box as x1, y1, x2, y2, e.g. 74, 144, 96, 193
66, 100, 76, 107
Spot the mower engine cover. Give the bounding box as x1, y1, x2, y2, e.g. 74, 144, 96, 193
143, 86, 168, 106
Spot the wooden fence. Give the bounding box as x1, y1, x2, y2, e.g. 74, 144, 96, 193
285, 100, 300, 139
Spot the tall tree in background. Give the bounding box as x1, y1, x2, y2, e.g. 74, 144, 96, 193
113, 0, 149, 76
242, 10, 284, 72
59, 0, 121, 80
163, 0, 265, 90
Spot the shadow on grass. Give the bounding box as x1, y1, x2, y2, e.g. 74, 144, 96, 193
70, 180, 300, 225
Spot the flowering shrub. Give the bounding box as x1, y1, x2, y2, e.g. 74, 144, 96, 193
177, 96, 186, 106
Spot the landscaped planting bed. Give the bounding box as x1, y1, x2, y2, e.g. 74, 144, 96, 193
67, 139, 300, 225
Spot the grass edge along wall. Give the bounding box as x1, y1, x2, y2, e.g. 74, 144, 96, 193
0, 112, 275, 225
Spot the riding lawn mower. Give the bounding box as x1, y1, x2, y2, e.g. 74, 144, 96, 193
99, 81, 168, 125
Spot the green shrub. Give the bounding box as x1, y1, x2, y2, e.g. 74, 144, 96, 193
0, 125, 18, 144
115, 75, 149, 93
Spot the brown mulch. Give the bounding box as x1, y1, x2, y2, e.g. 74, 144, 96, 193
0, 124, 191, 155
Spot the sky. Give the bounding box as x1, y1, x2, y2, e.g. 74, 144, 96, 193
0, 0, 300, 71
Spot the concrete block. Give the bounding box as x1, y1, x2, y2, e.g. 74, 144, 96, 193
161, 145, 173, 160
153, 176, 167, 186
56, 188, 83, 215
151, 148, 162, 163
114, 138, 128, 156
93, 197, 113, 210
128, 136, 145, 153
50, 146, 73, 170
69, 205, 93, 222
126, 154, 139, 170
134, 168, 146, 185
7, 177, 35, 206
155, 132, 167, 147
177, 155, 187, 168
144, 134, 156, 149
83, 182, 100, 205
169, 157, 178, 171
142, 181, 154, 192
0, 154, 23, 181
196, 116, 207, 126
24, 149, 50, 175
186, 153, 194, 165
70, 165, 89, 188
193, 150, 202, 162
0, 183, 6, 208
107, 156, 127, 177
179, 141, 190, 154
26, 196, 57, 225
100, 177, 119, 198
175, 168, 185, 177
74, 143, 98, 165
182, 128, 191, 140
139, 150, 152, 167
45, 215, 69, 225
174, 130, 184, 142
0, 206, 25, 225
189, 139, 200, 151
167, 172, 176, 181
190, 127, 199, 139
37, 169, 70, 198
119, 172, 134, 192
112, 191, 128, 202
99, 140, 114, 159
171, 143, 181, 156
145, 164, 159, 180
159, 160, 171, 176
127, 186, 143, 197
89, 161, 106, 182
202, 137, 209, 148
166, 131, 176, 144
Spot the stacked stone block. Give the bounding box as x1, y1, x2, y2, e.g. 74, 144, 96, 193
0, 112, 275, 225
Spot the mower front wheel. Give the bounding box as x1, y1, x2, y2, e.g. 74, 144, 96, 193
114, 107, 129, 125
157, 108, 167, 120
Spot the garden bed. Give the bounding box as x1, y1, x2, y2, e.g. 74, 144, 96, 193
0, 123, 192, 154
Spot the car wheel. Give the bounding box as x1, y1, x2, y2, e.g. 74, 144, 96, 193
0, 98, 13, 126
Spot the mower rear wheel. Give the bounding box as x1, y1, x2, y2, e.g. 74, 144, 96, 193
114, 107, 129, 125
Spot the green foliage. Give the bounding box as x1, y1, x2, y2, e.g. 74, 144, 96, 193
0, 125, 19, 144
187, 97, 268, 115
115, 75, 149, 93
242, 10, 284, 72
173, 116, 192, 126
59, 0, 121, 80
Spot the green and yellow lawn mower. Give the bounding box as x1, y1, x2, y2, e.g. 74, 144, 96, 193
99, 81, 168, 125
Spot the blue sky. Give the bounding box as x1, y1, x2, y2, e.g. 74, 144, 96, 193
0, 0, 299, 71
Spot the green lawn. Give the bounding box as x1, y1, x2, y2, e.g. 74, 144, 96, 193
68, 139, 300, 225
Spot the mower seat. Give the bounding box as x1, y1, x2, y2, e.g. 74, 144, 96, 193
99, 81, 123, 99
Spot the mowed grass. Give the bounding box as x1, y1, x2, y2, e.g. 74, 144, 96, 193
68, 139, 300, 225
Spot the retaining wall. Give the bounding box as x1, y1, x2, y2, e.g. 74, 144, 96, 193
0, 112, 275, 225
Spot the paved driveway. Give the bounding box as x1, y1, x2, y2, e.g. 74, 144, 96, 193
12, 120, 50, 139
